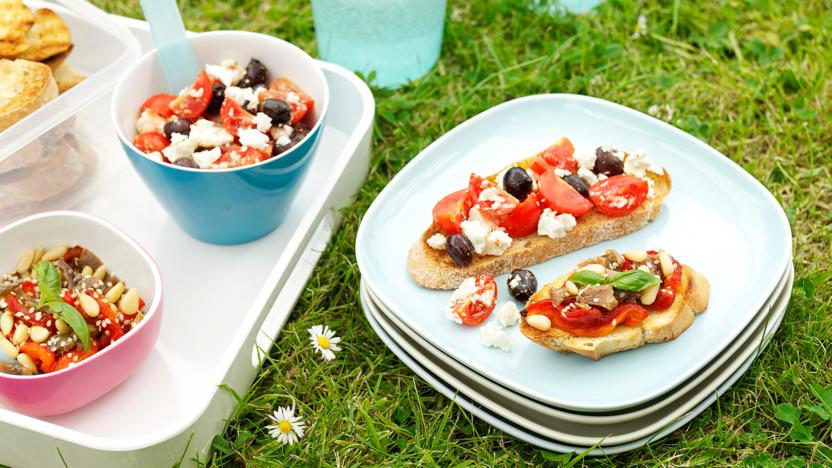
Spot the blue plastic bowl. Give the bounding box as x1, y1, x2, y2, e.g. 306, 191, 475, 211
111, 31, 329, 244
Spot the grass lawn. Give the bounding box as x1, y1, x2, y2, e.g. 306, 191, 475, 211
96, 0, 831, 465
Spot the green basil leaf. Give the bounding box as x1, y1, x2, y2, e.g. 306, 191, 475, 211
570, 270, 607, 286
33, 261, 62, 306
610, 270, 661, 291
48, 301, 90, 351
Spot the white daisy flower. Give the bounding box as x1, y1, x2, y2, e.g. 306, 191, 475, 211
308, 324, 341, 361
266, 404, 307, 445
632, 14, 648, 39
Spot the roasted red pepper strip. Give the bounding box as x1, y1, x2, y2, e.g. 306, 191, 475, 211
4, 294, 50, 328
19, 342, 56, 373
63, 246, 84, 262
50, 340, 99, 372
95, 297, 125, 344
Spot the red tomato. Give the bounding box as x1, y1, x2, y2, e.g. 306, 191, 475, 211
219, 98, 256, 137
20, 342, 55, 373
140, 93, 176, 118
260, 88, 309, 125
216, 144, 270, 168
588, 175, 649, 217
611, 303, 650, 327
475, 186, 519, 223
432, 189, 470, 235
465, 174, 492, 208
63, 245, 84, 262
447, 274, 497, 325
499, 193, 543, 238
529, 157, 554, 175
537, 170, 594, 217
649, 260, 682, 311
269, 77, 314, 111
541, 137, 578, 172
169, 71, 213, 119
50, 340, 99, 372
133, 132, 170, 153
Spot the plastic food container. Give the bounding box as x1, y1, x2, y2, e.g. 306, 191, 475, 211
0, 0, 140, 224
111, 31, 330, 244
0, 211, 163, 417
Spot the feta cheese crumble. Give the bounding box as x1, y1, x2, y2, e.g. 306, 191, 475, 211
224, 86, 261, 111
577, 167, 598, 185
460, 220, 490, 254
188, 119, 233, 147
624, 148, 664, 196
204, 60, 245, 87
162, 138, 197, 162
483, 228, 512, 256
252, 112, 273, 133
238, 128, 271, 150
537, 208, 577, 239
573, 150, 596, 170
427, 233, 447, 250
480, 322, 512, 352
467, 206, 496, 228
496, 302, 520, 328
193, 147, 222, 168
135, 109, 165, 134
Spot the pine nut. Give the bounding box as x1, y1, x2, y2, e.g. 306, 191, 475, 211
32, 247, 44, 263
0, 338, 19, 360
623, 249, 648, 263
16, 250, 34, 274
579, 263, 607, 275
640, 283, 660, 306
12, 323, 29, 345
81, 265, 94, 277
658, 250, 674, 277
29, 326, 49, 343
119, 288, 140, 315
55, 319, 70, 335
527, 314, 551, 331
16, 352, 35, 370
93, 265, 108, 281
565, 281, 579, 295
104, 282, 124, 303
41, 245, 68, 262
0, 312, 13, 336
78, 293, 100, 317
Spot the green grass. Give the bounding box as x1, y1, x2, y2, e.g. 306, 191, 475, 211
95, 0, 832, 465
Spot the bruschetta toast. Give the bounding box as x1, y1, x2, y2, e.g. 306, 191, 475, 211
408, 137, 671, 289
519, 249, 710, 360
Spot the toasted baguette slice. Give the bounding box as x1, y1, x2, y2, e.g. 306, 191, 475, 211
53, 62, 85, 93
0, 0, 34, 58
519, 265, 710, 360
0, 58, 58, 131
408, 163, 671, 290
15, 8, 72, 62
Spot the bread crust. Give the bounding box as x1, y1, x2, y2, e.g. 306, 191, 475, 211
519, 265, 710, 360
408, 169, 671, 290
0, 58, 58, 131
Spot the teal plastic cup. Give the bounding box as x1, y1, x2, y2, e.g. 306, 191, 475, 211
312, 0, 447, 89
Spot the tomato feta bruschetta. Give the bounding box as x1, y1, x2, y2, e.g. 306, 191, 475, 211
408, 137, 671, 289
519, 249, 709, 360
0, 245, 146, 375
133, 58, 315, 169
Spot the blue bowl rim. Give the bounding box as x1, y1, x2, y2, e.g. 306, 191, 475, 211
109, 30, 330, 174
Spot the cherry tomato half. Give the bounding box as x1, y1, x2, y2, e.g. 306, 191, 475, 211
537, 170, 594, 217
216, 144, 270, 168
133, 132, 170, 153
169, 71, 213, 119
432, 189, 470, 235
541, 137, 578, 172
447, 274, 497, 325
219, 98, 256, 137
475, 186, 519, 223
140, 93, 176, 118
588, 175, 649, 217
269, 77, 314, 110
499, 192, 543, 238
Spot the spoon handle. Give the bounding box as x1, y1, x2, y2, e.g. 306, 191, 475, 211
140, 0, 200, 92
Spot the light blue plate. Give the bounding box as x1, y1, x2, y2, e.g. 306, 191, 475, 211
356, 94, 792, 412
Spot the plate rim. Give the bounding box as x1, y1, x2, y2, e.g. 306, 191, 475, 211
356, 93, 793, 411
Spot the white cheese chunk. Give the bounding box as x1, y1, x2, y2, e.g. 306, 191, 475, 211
578, 167, 598, 186
170, 132, 188, 145
537, 208, 577, 239
193, 147, 222, 168
483, 228, 512, 256
426, 233, 447, 250
145, 151, 163, 162
460, 220, 490, 254
467, 206, 496, 229
188, 119, 233, 148
480, 322, 512, 352
238, 128, 271, 150
204, 60, 245, 87
162, 138, 197, 162
135, 109, 166, 134
445, 277, 477, 325
624, 148, 663, 197
554, 168, 571, 177
574, 150, 596, 170
496, 302, 520, 328
252, 112, 273, 133
224, 86, 260, 111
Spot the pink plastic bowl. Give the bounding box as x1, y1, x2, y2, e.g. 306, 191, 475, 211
0, 211, 163, 416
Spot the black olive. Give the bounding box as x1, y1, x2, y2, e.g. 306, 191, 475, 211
272, 125, 309, 156
563, 173, 590, 197
446, 234, 474, 266
594, 147, 624, 176
163, 118, 192, 139
173, 157, 198, 168
507, 269, 537, 302
503, 166, 533, 200
205, 82, 226, 114
239, 58, 268, 88
260, 98, 292, 125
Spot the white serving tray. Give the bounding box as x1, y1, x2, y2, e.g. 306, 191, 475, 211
0, 18, 374, 468
361, 271, 790, 454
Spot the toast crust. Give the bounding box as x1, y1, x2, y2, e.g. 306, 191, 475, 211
0, 58, 58, 131
519, 265, 710, 360
408, 169, 671, 290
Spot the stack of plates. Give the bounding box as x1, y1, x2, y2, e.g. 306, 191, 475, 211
356, 95, 793, 454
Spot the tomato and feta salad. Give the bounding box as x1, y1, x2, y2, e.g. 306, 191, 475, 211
425, 137, 665, 266
525, 249, 683, 338
133, 58, 315, 169
0, 245, 146, 375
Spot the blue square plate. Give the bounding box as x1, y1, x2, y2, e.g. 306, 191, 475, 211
356, 94, 791, 412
